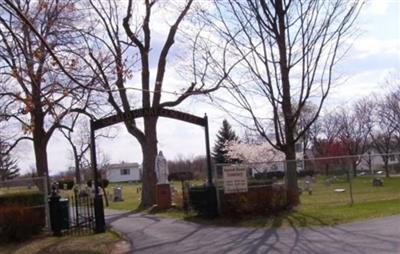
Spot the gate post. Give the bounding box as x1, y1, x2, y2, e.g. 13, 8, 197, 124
90, 120, 106, 233
49, 186, 62, 236
204, 114, 213, 185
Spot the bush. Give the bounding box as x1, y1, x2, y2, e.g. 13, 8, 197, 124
0, 192, 45, 242
248, 178, 274, 186
188, 185, 218, 218
0, 205, 45, 242
254, 171, 285, 179
0, 192, 43, 206
219, 185, 288, 217
58, 179, 74, 190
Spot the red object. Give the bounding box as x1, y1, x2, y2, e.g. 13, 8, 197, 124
156, 184, 171, 209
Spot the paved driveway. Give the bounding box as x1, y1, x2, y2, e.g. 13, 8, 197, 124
105, 210, 400, 254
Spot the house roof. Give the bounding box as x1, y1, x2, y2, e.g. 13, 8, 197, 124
106, 162, 140, 170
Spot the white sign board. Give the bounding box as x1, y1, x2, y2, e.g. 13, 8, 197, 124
223, 166, 248, 194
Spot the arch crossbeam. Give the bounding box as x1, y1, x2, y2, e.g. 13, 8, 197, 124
92, 108, 206, 130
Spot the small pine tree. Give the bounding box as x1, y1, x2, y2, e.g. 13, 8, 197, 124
0, 141, 20, 181
212, 119, 239, 164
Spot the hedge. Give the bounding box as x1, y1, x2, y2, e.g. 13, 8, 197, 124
219, 185, 288, 217
0, 191, 43, 206
0, 192, 45, 242
188, 186, 218, 218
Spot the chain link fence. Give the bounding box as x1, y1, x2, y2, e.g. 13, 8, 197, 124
213, 152, 400, 215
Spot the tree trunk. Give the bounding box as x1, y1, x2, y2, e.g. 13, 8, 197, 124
325, 164, 330, 176
352, 160, 357, 177
73, 148, 81, 184
33, 136, 50, 193
139, 117, 158, 208
384, 158, 390, 178
275, 0, 299, 206
285, 143, 299, 206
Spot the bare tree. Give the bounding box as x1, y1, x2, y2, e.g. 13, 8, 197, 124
205, 0, 363, 204
336, 99, 373, 176
0, 0, 93, 188
74, 0, 235, 208
168, 155, 207, 179
370, 93, 399, 177
60, 114, 116, 184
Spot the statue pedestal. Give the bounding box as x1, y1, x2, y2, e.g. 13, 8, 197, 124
156, 183, 171, 209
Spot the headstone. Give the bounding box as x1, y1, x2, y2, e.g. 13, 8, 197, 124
372, 178, 383, 187
304, 175, 312, 195
113, 187, 123, 202
324, 179, 332, 187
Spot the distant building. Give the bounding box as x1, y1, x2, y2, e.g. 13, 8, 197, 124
357, 150, 400, 173
105, 162, 141, 183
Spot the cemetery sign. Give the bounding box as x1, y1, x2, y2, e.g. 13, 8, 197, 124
223, 166, 248, 194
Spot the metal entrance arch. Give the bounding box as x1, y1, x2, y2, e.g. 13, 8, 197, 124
89, 108, 214, 232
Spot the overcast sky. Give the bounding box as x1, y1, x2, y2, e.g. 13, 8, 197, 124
16, 0, 400, 175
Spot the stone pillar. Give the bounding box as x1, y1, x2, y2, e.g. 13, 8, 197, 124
156, 183, 171, 209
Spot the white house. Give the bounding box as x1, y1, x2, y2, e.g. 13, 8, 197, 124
357, 150, 400, 173
105, 162, 142, 183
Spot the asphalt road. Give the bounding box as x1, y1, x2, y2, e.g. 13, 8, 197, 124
105, 210, 400, 254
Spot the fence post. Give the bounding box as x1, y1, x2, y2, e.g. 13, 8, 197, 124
94, 194, 106, 233
49, 185, 62, 236
348, 167, 354, 206
43, 174, 51, 232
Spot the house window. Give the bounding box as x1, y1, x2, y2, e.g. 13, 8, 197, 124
120, 169, 130, 175
389, 155, 396, 162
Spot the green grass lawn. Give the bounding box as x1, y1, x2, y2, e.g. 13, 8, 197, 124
0, 231, 123, 254
103, 176, 400, 227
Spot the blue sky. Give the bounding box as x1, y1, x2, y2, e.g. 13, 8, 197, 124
16, 0, 400, 175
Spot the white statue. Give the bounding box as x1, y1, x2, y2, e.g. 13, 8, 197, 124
155, 151, 169, 184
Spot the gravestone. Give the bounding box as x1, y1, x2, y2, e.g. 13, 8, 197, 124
324, 179, 332, 187
372, 178, 383, 187
303, 175, 312, 195
113, 187, 123, 202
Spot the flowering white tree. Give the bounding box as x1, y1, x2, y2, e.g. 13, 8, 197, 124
226, 140, 285, 173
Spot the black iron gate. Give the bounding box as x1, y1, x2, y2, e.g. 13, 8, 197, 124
68, 193, 95, 234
